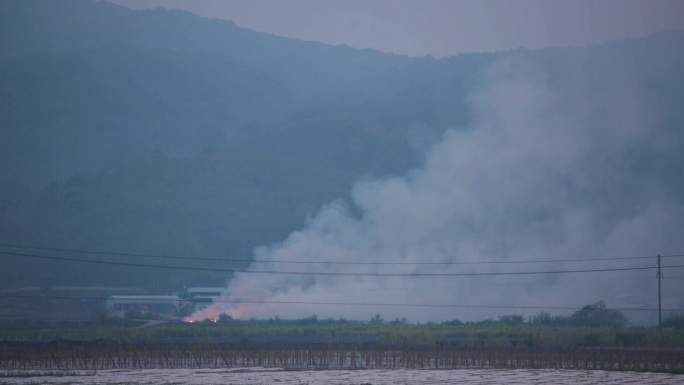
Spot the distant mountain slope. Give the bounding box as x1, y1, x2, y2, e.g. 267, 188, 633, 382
0, 0, 392, 62
0, 0, 438, 188
0, 0, 414, 99
1, 0, 683, 293
0, 42, 290, 184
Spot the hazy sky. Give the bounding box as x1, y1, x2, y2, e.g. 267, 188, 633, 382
108, 0, 684, 57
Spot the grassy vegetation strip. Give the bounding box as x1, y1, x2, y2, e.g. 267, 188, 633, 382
2, 322, 684, 348
0, 370, 95, 378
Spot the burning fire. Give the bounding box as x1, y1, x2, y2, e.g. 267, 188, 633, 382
185, 318, 218, 324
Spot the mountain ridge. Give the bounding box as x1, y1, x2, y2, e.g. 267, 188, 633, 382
1, 1, 683, 304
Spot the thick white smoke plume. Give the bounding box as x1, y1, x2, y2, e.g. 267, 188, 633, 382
193, 53, 684, 324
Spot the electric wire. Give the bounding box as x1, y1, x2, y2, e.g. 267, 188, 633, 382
1, 243, 680, 266
0, 276, 658, 300
0, 250, 674, 277
278, 275, 658, 295
0, 294, 674, 313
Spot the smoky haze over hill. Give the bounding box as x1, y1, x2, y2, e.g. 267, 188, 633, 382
0, 0, 683, 325
194, 50, 684, 324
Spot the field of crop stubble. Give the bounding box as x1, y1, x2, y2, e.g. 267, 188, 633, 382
1, 367, 683, 384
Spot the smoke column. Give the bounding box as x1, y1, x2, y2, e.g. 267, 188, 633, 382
192, 51, 684, 324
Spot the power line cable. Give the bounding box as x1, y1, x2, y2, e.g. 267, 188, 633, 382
0, 250, 674, 277
0, 275, 656, 300
0, 294, 672, 313
1, 243, 678, 266
283, 275, 657, 295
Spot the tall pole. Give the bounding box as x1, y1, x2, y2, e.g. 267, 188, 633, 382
657, 254, 662, 330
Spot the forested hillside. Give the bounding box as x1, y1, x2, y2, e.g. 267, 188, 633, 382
1, 0, 683, 295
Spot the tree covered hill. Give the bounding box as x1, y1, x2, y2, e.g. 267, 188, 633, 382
1, 1, 683, 292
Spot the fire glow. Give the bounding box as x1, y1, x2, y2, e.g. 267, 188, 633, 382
185, 318, 218, 324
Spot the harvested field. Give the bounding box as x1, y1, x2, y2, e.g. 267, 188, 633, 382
1, 367, 683, 385
2, 341, 683, 373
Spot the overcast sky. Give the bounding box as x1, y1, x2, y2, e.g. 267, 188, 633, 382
108, 0, 684, 57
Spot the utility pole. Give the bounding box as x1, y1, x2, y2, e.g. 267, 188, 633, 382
657, 254, 662, 330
